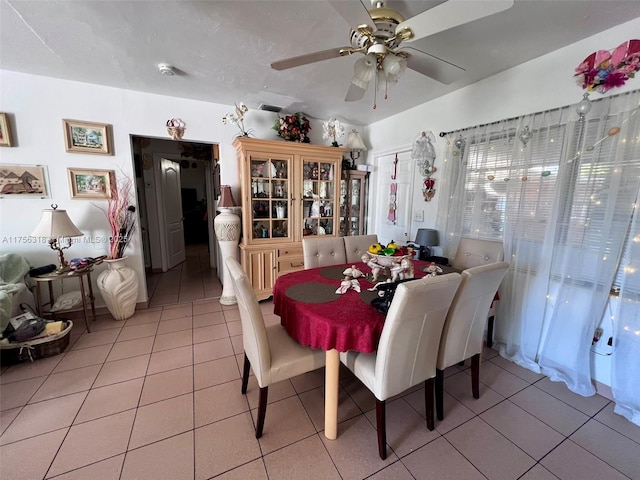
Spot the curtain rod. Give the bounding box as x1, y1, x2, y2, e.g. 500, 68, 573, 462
437, 89, 638, 138
438, 106, 564, 138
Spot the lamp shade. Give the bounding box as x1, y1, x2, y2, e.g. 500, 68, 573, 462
352, 54, 376, 89
31, 205, 83, 238
347, 130, 367, 151
218, 185, 236, 209
382, 53, 407, 82
415, 228, 439, 247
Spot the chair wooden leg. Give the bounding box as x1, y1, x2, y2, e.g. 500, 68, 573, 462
376, 399, 387, 460
256, 386, 268, 438
471, 353, 480, 399
486, 315, 495, 348
435, 369, 444, 421
241, 354, 250, 395
424, 378, 435, 431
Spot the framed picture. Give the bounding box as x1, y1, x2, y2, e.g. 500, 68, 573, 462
68, 168, 114, 199
0, 164, 50, 198
63, 119, 112, 155
0, 113, 13, 147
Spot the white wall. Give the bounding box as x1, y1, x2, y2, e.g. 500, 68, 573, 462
0, 71, 358, 306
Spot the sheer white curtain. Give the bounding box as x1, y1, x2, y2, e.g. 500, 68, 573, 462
436, 90, 640, 425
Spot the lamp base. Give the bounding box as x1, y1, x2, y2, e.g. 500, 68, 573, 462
214, 209, 241, 305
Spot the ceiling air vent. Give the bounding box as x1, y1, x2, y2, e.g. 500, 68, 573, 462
258, 103, 283, 113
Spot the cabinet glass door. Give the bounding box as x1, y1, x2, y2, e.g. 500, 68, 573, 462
302, 160, 335, 236
349, 176, 362, 235
249, 156, 291, 241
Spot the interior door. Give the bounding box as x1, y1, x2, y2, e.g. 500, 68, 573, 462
161, 158, 186, 269
373, 149, 415, 246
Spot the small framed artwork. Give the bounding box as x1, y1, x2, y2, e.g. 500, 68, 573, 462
62, 119, 112, 155
68, 168, 114, 199
0, 164, 50, 198
0, 113, 13, 147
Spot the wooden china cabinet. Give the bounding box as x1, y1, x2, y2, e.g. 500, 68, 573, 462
233, 137, 345, 300
339, 170, 369, 236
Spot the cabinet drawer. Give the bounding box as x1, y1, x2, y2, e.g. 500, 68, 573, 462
278, 246, 303, 258
278, 256, 305, 274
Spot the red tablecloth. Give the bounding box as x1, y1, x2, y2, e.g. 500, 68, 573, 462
273, 260, 437, 353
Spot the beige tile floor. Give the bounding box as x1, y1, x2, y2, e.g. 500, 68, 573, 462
1, 253, 639, 480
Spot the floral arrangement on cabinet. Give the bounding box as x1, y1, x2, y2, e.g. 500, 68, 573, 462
222, 102, 251, 137
273, 112, 311, 143
322, 118, 344, 147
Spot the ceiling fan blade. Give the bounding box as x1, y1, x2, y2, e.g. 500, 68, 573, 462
271, 47, 350, 70
328, 0, 374, 30
345, 83, 367, 102
397, 0, 514, 43
403, 47, 465, 84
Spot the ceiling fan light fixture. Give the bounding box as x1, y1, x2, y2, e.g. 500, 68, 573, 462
352, 54, 376, 88
382, 53, 404, 77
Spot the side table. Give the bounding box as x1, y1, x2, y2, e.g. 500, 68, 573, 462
32, 269, 96, 333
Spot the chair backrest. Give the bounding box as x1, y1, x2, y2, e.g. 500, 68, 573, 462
344, 234, 379, 263
453, 238, 504, 270
302, 237, 347, 269
225, 257, 272, 387
373, 273, 462, 400
437, 261, 509, 370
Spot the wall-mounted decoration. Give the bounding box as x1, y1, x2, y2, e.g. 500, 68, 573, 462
575, 39, 640, 94
63, 119, 112, 155
68, 168, 114, 199
411, 131, 438, 201
166, 118, 185, 140
0, 113, 14, 147
0, 164, 49, 198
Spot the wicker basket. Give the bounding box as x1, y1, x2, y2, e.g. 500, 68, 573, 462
0, 320, 73, 364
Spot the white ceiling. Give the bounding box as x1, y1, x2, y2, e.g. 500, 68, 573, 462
1, 0, 638, 126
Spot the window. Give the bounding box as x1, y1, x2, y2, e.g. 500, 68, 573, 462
460, 113, 640, 291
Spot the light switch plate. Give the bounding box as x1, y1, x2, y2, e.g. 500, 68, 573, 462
414, 210, 424, 222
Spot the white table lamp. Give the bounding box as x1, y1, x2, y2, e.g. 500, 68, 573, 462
31, 204, 84, 273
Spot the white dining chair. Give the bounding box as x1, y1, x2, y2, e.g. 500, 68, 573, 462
435, 261, 509, 421
343, 234, 379, 263
452, 237, 504, 347
452, 237, 503, 269
340, 273, 462, 459
302, 237, 347, 269
225, 257, 325, 438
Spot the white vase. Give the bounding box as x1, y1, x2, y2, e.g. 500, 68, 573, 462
97, 256, 139, 320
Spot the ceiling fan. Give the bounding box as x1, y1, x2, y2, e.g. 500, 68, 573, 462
271, 0, 514, 105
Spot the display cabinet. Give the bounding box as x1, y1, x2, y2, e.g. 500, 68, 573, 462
339, 170, 369, 236
233, 137, 345, 299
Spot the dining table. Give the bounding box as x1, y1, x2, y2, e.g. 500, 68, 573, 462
272, 258, 456, 440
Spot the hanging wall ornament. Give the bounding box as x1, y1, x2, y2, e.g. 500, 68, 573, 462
519, 126, 532, 146
423, 177, 436, 201
412, 131, 438, 202
454, 135, 465, 149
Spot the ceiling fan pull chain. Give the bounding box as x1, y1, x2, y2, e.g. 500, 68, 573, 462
373, 71, 377, 110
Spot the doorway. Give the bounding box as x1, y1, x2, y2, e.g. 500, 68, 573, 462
131, 136, 220, 303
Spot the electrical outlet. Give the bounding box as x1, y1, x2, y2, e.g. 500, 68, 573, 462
414, 210, 424, 222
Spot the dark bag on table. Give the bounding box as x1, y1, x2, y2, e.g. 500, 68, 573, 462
370, 278, 416, 314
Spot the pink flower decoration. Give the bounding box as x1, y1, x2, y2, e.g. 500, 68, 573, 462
574, 39, 640, 93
